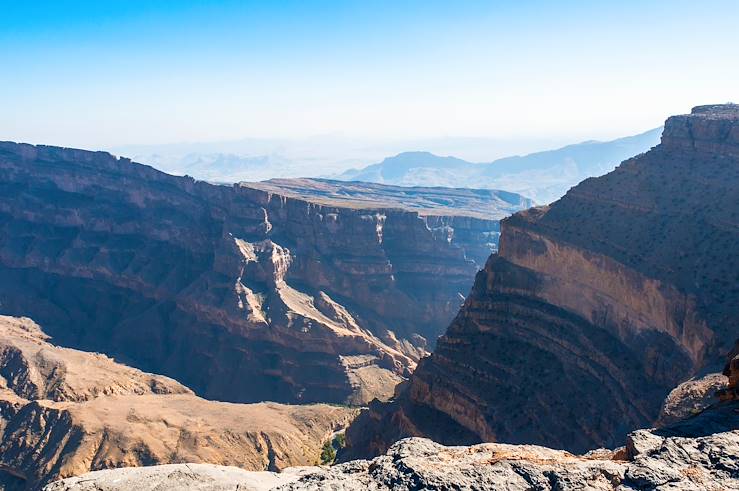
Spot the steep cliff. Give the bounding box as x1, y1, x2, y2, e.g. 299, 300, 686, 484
0, 142, 529, 404
343, 104, 739, 457
0, 315, 356, 490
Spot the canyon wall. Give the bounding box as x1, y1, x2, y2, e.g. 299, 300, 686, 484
343, 104, 739, 457
0, 143, 526, 404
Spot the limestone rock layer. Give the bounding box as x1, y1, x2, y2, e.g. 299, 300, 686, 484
343, 104, 739, 456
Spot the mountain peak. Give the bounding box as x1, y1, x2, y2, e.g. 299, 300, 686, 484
380, 151, 469, 166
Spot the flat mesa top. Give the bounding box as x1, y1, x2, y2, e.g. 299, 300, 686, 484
239, 178, 532, 220
690, 104, 739, 119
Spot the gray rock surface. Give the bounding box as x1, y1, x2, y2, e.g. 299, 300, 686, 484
45, 411, 739, 490
42, 463, 306, 491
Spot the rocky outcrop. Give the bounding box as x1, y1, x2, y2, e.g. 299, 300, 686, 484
343, 104, 739, 456
0, 142, 529, 404
656, 373, 727, 427
0, 315, 190, 401
718, 339, 739, 402
0, 316, 357, 490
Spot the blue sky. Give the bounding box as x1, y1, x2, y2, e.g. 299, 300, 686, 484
1, 0, 738, 148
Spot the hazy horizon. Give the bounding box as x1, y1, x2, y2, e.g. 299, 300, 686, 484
2, 1, 737, 150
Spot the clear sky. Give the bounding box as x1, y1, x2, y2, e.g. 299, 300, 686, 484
1, 0, 738, 149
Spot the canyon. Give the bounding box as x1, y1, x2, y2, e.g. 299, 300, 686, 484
1, 105, 737, 490
0, 142, 530, 405
341, 104, 739, 458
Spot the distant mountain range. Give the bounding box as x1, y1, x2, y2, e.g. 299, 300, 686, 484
109, 130, 661, 202
337, 128, 663, 203
109, 135, 570, 185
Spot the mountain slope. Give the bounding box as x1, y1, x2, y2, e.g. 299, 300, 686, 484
0, 315, 356, 490
341, 104, 739, 458
338, 128, 662, 203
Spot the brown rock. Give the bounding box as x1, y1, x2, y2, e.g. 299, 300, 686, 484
718, 339, 739, 402
44, 416, 739, 491
0, 316, 357, 489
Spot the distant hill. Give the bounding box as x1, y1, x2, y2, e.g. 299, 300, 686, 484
109, 135, 575, 185
337, 128, 663, 203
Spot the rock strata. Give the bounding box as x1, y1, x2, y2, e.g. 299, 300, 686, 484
342, 104, 739, 456
0, 142, 530, 404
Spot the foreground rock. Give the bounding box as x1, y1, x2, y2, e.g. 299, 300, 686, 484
0, 316, 356, 489
43, 464, 307, 491
0, 142, 531, 405
45, 409, 739, 490
343, 104, 739, 457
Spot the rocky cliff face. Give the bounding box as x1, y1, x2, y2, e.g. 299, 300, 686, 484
0, 142, 528, 404
0, 315, 356, 490
343, 104, 739, 457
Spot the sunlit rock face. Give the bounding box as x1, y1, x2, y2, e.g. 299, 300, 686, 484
0, 315, 357, 490
0, 142, 528, 405
343, 104, 739, 457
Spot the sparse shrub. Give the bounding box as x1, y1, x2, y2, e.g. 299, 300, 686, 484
320, 439, 337, 465
333, 432, 346, 449
319, 432, 346, 465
